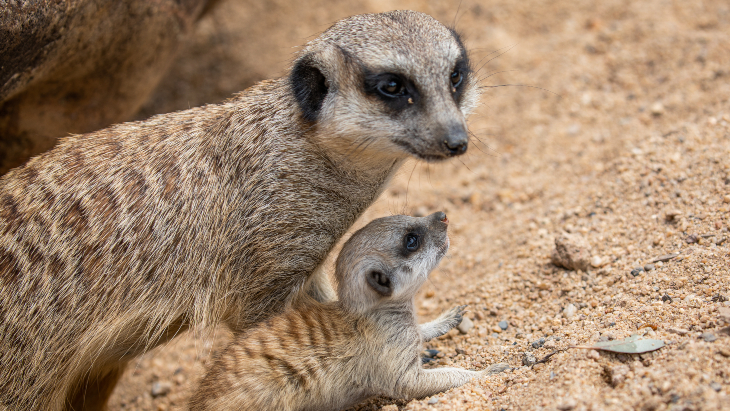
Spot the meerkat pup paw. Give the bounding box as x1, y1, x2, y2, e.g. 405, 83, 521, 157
481, 362, 512, 376
420, 304, 467, 342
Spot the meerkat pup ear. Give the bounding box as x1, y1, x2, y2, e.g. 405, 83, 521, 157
366, 270, 393, 297
290, 53, 329, 122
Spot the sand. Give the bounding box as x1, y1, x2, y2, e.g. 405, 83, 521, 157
109, 0, 730, 410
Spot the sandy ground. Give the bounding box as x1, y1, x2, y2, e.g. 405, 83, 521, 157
109, 0, 730, 410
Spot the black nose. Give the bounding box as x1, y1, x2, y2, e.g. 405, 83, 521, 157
442, 126, 468, 156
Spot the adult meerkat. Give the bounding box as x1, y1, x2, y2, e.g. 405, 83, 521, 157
0, 10, 479, 411
190, 212, 509, 411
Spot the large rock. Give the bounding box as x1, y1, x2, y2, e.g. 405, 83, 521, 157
551, 232, 591, 271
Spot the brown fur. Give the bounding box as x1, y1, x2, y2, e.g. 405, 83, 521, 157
0, 11, 478, 411
0, 0, 217, 174
189, 213, 509, 411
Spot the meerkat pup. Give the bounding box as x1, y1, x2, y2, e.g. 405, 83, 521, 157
189, 212, 509, 411
0, 11, 479, 411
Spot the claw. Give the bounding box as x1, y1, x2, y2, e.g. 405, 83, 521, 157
483, 363, 511, 376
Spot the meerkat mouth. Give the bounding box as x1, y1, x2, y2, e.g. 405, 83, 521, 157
393, 142, 455, 162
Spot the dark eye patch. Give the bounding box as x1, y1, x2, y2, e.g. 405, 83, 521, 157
363, 72, 419, 112
450, 57, 470, 102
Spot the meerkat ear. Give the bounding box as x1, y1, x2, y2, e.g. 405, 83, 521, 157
290, 53, 328, 122
366, 270, 393, 297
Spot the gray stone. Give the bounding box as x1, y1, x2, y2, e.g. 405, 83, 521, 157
498, 320, 509, 330
701, 332, 717, 343
522, 352, 536, 366
151, 381, 172, 398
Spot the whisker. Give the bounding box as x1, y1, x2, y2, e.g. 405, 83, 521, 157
473, 43, 518, 74
478, 84, 561, 97
476, 69, 520, 83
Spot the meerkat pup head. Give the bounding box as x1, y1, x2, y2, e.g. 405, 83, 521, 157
335, 212, 449, 314
290, 11, 477, 163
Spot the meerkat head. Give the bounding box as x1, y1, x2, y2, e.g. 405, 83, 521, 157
289, 11, 478, 163
334, 212, 450, 314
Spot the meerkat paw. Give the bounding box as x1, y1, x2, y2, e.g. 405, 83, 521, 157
420, 305, 467, 342
439, 304, 467, 329
481, 363, 511, 376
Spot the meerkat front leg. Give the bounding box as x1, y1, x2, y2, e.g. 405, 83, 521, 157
393, 366, 480, 399
393, 362, 511, 400
420, 305, 467, 342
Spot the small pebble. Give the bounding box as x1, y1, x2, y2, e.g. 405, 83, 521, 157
724, 194, 730, 204
457, 317, 474, 334
498, 320, 509, 330
522, 352, 537, 366
422, 349, 439, 358
563, 303, 577, 320
586, 350, 600, 360
710, 382, 722, 392
557, 398, 578, 410
590, 255, 603, 268
550, 371, 557, 380
151, 381, 172, 398
650, 102, 664, 115
651, 253, 680, 263
718, 348, 730, 358
701, 332, 717, 342
532, 337, 546, 349
662, 294, 673, 303
427, 396, 439, 405
643, 263, 654, 271
631, 267, 643, 277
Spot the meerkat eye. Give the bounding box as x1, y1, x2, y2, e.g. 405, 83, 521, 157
377, 76, 406, 97
450, 70, 463, 88
404, 233, 420, 252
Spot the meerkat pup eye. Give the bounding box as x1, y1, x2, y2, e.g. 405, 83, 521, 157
404, 233, 420, 252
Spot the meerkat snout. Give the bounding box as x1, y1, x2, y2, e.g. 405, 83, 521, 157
335, 212, 449, 313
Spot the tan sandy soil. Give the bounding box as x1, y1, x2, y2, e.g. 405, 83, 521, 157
109, 0, 730, 410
